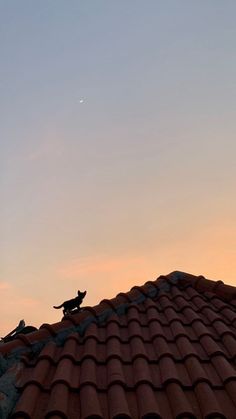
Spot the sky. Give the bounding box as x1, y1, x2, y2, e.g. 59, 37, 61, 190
1, 1, 236, 336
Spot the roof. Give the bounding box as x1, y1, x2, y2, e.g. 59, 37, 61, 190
1, 271, 236, 419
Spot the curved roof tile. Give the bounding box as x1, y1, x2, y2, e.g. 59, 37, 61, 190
1, 271, 236, 418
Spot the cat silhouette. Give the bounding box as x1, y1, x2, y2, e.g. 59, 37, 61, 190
53, 290, 87, 315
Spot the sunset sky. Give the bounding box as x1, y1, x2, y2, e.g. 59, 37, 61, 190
1, 1, 236, 336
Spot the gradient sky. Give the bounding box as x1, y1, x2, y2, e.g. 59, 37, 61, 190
1, 1, 236, 336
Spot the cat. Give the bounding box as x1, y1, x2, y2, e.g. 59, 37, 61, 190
53, 290, 87, 315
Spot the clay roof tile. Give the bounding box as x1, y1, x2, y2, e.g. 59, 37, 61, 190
2, 271, 236, 419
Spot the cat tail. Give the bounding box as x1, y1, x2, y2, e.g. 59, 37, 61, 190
53, 304, 63, 309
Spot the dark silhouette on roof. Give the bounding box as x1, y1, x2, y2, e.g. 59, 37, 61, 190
53, 290, 87, 315
0, 320, 37, 344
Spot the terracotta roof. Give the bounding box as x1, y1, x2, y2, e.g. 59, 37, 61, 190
1, 271, 236, 419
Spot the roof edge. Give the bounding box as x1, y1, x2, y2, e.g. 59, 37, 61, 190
1, 271, 235, 357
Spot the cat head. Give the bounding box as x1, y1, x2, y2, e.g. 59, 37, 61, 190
77, 290, 87, 299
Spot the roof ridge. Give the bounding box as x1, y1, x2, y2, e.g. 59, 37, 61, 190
0, 278, 158, 357
1, 271, 235, 357
160, 271, 236, 303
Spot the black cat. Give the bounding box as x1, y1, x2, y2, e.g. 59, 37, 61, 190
53, 290, 87, 315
